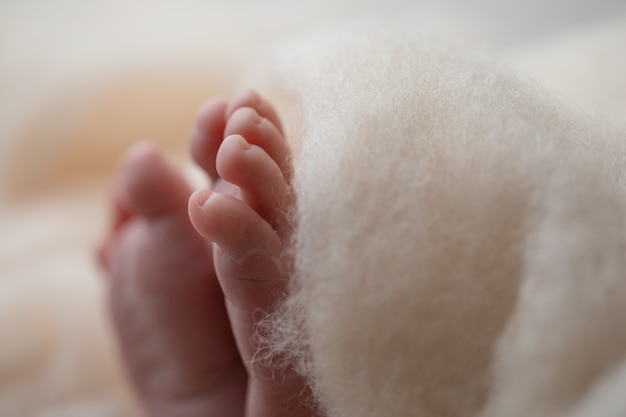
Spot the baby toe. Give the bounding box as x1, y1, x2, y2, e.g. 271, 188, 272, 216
216, 134, 292, 230
226, 90, 284, 134
188, 190, 285, 310
190, 98, 228, 182
224, 107, 292, 180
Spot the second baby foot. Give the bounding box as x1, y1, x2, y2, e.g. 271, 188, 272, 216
99, 143, 247, 417
189, 91, 315, 417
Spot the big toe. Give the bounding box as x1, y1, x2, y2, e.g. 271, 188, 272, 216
189, 190, 313, 417
99, 142, 193, 270
118, 141, 191, 218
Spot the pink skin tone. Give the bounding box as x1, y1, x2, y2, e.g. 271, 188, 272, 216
98, 91, 314, 417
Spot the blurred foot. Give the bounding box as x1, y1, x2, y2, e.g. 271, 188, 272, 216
98, 142, 246, 417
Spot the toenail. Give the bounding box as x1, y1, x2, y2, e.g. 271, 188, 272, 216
194, 190, 213, 207
235, 135, 252, 151
249, 109, 264, 125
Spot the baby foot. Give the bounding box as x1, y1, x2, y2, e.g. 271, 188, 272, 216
189, 91, 314, 416
98, 143, 247, 417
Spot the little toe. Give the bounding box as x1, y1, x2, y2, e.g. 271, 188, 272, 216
190, 98, 228, 182
224, 107, 292, 180
216, 135, 293, 231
